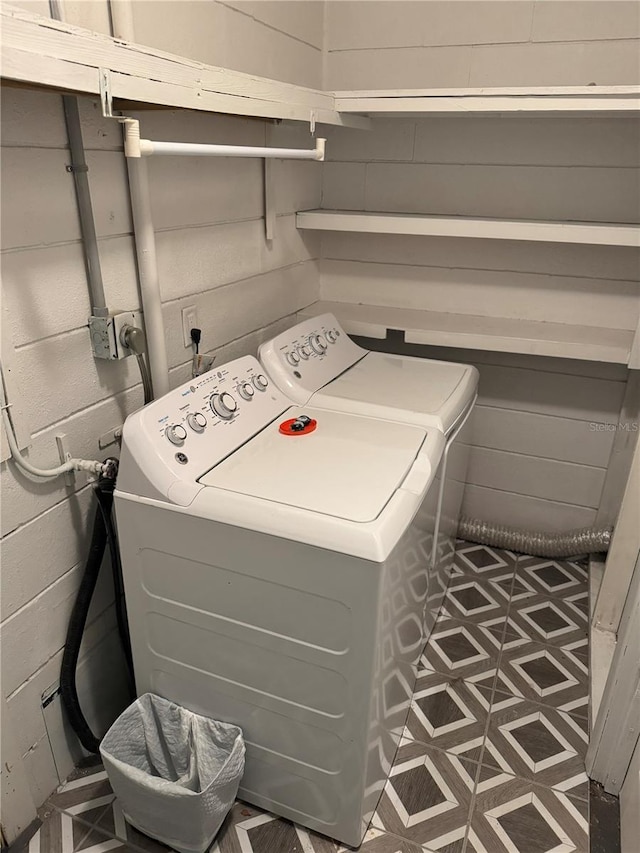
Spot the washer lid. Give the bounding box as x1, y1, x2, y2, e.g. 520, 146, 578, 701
199, 408, 427, 523
316, 352, 478, 434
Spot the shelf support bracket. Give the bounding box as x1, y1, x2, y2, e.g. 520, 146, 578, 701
99, 67, 116, 119
264, 125, 276, 242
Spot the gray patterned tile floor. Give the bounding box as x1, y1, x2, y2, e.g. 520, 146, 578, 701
13, 543, 591, 853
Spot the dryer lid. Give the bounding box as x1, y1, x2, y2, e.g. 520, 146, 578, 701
199, 408, 427, 523
316, 352, 477, 434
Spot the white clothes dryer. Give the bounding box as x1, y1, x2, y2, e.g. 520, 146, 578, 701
115, 355, 445, 847
259, 314, 479, 628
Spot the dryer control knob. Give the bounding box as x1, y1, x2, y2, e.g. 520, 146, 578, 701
210, 392, 238, 420
166, 423, 188, 445
252, 374, 269, 391
286, 351, 300, 366
326, 330, 338, 344
237, 382, 255, 401
309, 334, 327, 355
187, 412, 207, 433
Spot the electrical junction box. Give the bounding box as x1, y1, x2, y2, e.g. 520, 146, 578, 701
89, 311, 142, 360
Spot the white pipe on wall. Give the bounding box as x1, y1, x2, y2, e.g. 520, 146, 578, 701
122, 119, 325, 161
109, 0, 135, 40
138, 139, 326, 160
108, 0, 170, 398
126, 157, 170, 398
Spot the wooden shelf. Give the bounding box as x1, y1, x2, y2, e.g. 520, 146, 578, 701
298, 301, 635, 365
296, 210, 640, 248
334, 86, 640, 117
0, 5, 367, 128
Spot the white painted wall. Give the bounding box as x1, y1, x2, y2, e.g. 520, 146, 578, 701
131, 0, 325, 89
325, 0, 640, 89
318, 112, 639, 529
0, 85, 320, 819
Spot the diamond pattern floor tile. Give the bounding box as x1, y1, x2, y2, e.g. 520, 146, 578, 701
89, 799, 173, 852
47, 771, 115, 813
372, 738, 475, 850
419, 616, 501, 681
451, 543, 517, 583
506, 596, 589, 652
403, 671, 489, 755
468, 773, 588, 852
442, 577, 510, 625
484, 695, 589, 798
14, 541, 592, 853
12, 807, 137, 853
497, 640, 589, 718
515, 558, 588, 599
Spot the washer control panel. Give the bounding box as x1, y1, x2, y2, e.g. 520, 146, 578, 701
258, 313, 366, 406
119, 356, 293, 500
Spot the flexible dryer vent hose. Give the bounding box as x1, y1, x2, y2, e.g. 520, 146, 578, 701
458, 517, 613, 559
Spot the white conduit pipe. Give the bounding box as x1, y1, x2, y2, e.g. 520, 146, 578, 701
49, 0, 108, 318
126, 157, 170, 398
122, 120, 325, 161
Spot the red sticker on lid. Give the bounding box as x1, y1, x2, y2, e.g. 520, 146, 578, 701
279, 417, 317, 436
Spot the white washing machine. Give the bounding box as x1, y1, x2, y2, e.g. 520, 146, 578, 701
259, 314, 479, 628
115, 355, 445, 847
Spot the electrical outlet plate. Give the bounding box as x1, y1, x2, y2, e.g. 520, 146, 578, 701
182, 306, 198, 348
89, 311, 143, 360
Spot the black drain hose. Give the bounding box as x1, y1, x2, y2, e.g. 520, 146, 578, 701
60, 460, 133, 753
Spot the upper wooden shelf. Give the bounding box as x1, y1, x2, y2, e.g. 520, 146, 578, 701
0, 4, 366, 128
3, 6, 637, 125
298, 301, 637, 366
334, 86, 640, 116
296, 210, 640, 248
333, 86, 640, 117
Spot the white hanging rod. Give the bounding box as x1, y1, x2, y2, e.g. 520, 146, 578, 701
122, 118, 325, 160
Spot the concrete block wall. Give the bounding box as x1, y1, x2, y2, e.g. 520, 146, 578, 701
318, 112, 639, 530
131, 0, 325, 89
0, 84, 320, 819
324, 0, 640, 89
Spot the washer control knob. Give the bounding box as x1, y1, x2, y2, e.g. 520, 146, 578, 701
187, 412, 207, 433
252, 374, 269, 391
210, 392, 238, 420
298, 345, 311, 360
286, 351, 300, 366
165, 423, 187, 446
237, 382, 255, 401
326, 329, 338, 344
309, 333, 327, 355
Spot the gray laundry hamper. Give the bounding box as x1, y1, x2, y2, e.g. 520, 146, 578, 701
100, 693, 245, 853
